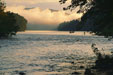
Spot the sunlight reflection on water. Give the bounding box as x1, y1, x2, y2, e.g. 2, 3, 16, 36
0, 31, 113, 75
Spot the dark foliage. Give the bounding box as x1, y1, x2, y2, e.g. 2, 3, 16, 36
14, 13, 27, 31
59, 0, 113, 36
59, 0, 88, 11
0, 0, 27, 37
85, 43, 113, 75
57, 20, 81, 31
94, 55, 113, 69
0, 12, 16, 37
0, 0, 5, 12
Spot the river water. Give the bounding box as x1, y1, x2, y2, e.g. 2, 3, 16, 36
0, 31, 113, 75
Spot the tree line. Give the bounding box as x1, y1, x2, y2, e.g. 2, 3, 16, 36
0, 0, 27, 38
59, 0, 113, 37
58, 20, 80, 31
57, 19, 93, 31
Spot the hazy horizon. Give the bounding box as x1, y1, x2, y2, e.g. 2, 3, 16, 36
5, 0, 82, 30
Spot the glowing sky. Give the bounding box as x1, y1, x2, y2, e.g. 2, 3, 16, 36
5, 0, 70, 10
4, 0, 82, 30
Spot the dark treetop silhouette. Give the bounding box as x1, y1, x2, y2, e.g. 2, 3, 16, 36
0, 0, 27, 38
59, 0, 113, 36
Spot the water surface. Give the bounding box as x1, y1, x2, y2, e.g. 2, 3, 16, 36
0, 31, 113, 75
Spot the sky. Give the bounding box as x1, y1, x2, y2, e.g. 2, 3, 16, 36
4, 0, 82, 30
5, 0, 70, 10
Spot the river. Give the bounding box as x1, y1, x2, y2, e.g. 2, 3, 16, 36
0, 31, 113, 75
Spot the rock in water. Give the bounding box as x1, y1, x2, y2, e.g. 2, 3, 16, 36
19, 72, 26, 75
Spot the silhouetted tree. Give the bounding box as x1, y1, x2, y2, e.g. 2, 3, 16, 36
59, 0, 113, 36
0, 0, 27, 37
13, 13, 27, 31
0, 0, 5, 12
0, 12, 17, 37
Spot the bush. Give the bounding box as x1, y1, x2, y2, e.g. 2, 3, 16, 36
85, 43, 113, 75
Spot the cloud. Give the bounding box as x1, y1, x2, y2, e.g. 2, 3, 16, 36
5, 0, 70, 4
5, 0, 70, 10
5, 0, 59, 5
6, 6, 82, 30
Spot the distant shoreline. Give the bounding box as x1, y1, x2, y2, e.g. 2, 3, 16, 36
17, 30, 94, 36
